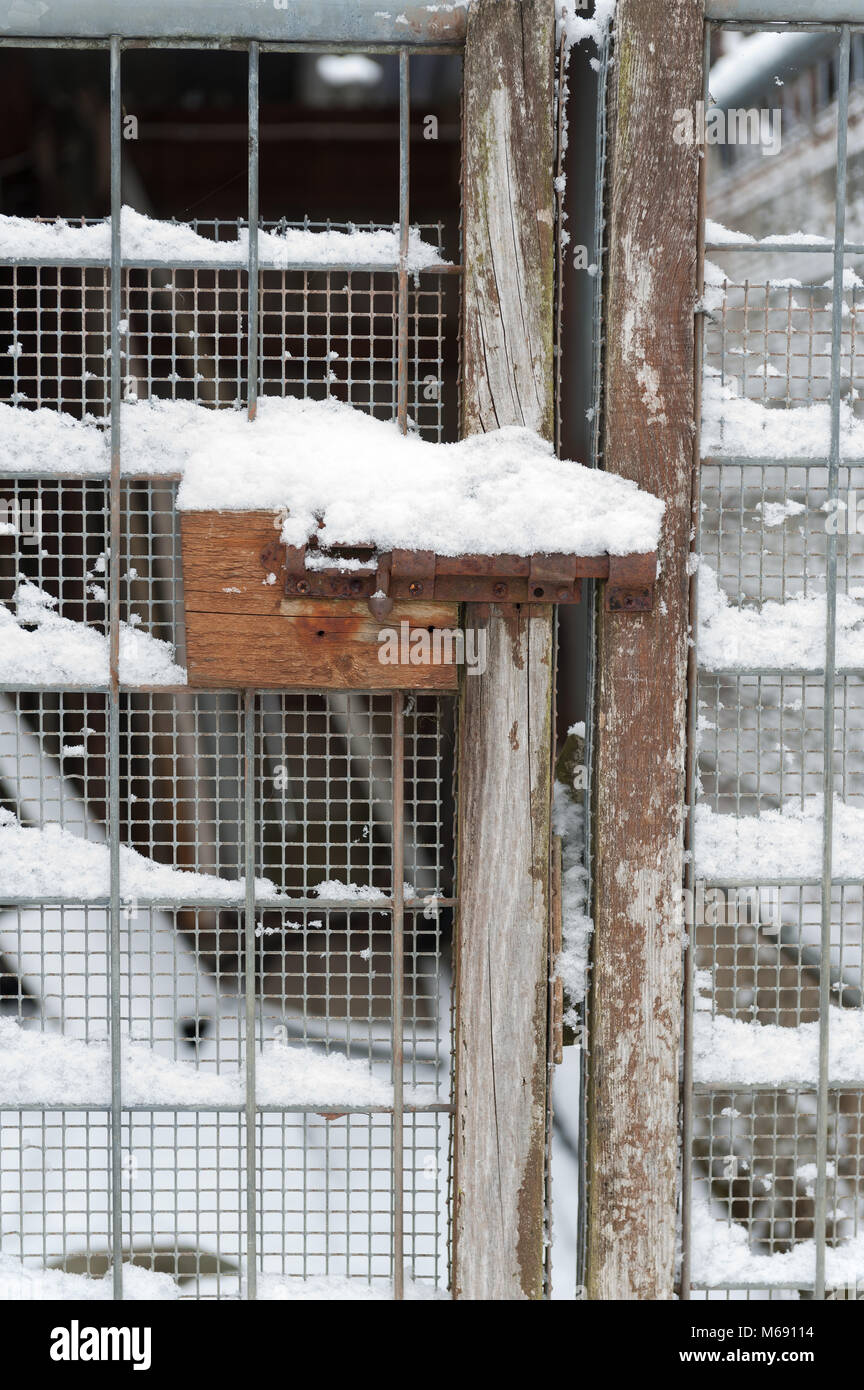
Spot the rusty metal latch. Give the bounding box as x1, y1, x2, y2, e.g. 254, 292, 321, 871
275, 537, 656, 613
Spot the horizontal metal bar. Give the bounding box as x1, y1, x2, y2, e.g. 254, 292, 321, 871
701, 456, 861, 469
0, 256, 460, 274
706, 1, 854, 20
690, 1281, 815, 1291
0, 895, 457, 910
705, 241, 845, 254
0, 0, 468, 44
0, 1101, 454, 1114
698, 668, 864, 678
692, 1081, 863, 1092
700, 876, 864, 888
0, 37, 464, 53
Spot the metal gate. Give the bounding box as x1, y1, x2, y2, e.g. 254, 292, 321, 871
0, 4, 467, 1301
683, 5, 864, 1301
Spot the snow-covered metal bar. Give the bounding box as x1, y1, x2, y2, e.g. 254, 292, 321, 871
707, 0, 857, 20
107, 33, 125, 1304
0, 0, 468, 45
814, 21, 851, 1304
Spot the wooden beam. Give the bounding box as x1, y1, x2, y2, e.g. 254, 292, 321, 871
454, 0, 556, 1301
586, 0, 703, 1300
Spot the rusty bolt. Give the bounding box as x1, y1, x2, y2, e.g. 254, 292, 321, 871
408, 581, 423, 596
296, 579, 310, 595
557, 587, 569, 601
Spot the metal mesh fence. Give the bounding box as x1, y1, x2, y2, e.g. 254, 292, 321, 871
0, 36, 460, 1300
685, 17, 864, 1301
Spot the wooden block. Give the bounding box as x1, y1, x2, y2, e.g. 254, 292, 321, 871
181, 510, 288, 617
181, 510, 460, 688
184, 604, 460, 689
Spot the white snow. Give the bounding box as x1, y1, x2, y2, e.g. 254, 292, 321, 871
0, 395, 665, 561
552, 782, 593, 1016
0, 1019, 395, 1108
0, 206, 447, 271
758, 499, 806, 527
0, 583, 186, 685
702, 372, 864, 459
705, 218, 831, 248
0, 1254, 180, 1301
175, 396, 664, 558
697, 563, 864, 672
312, 879, 390, 903
316, 55, 383, 88
691, 1192, 864, 1288
693, 798, 864, 880
693, 1009, 864, 1085
556, 0, 615, 56
257, 1273, 445, 1300
0, 809, 282, 903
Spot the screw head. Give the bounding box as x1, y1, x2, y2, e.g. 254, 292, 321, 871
408, 581, 423, 595
492, 582, 507, 598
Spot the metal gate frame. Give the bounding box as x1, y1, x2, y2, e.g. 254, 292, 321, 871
0, 0, 565, 1301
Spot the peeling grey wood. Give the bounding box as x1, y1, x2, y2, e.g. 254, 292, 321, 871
454, 0, 556, 1301
586, 0, 702, 1300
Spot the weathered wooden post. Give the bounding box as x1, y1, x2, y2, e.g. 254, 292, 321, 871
586, 0, 702, 1299
453, 0, 556, 1300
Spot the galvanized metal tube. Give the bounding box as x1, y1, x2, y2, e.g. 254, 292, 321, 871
108, 33, 124, 1303
397, 48, 410, 435
391, 691, 405, 1300
243, 690, 258, 1301
247, 41, 260, 421
0, 0, 469, 44
679, 17, 713, 1304
814, 23, 850, 1303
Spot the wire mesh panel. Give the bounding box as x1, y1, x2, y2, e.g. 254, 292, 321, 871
685, 16, 864, 1300
0, 32, 461, 1301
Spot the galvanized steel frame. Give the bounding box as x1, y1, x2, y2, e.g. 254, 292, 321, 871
0, 7, 464, 1302
683, 11, 861, 1301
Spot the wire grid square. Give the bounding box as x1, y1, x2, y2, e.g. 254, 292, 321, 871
0, 1110, 112, 1273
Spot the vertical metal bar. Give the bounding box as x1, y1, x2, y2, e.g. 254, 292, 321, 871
391, 691, 405, 1299
108, 33, 124, 1303
679, 18, 712, 1304
397, 48, 410, 434
248, 41, 260, 421
243, 690, 258, 1299
576, 24, 611, 1298
815, 22, 850, 1303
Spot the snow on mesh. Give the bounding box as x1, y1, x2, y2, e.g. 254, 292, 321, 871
702, 371, 864, 459
693, 1009, 864, 1086
0, 1019, 394, 1108
0, 810, 282, 903
704, 218, 831, 247
0, 583, 186, 685
174, 396, 664, 557
693, 799, 864, 880
0, 810, 391, 906
697, 563, 864, 671
0, 1255, 180, 1301
552, 781, 593, 1015
0, 395, 665, 557
257, 1274, 445, 1300
691, 1193, 864, 1288
0, 206, 446, 270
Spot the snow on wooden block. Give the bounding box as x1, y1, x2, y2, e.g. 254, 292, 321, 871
174, 396, 664, 558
